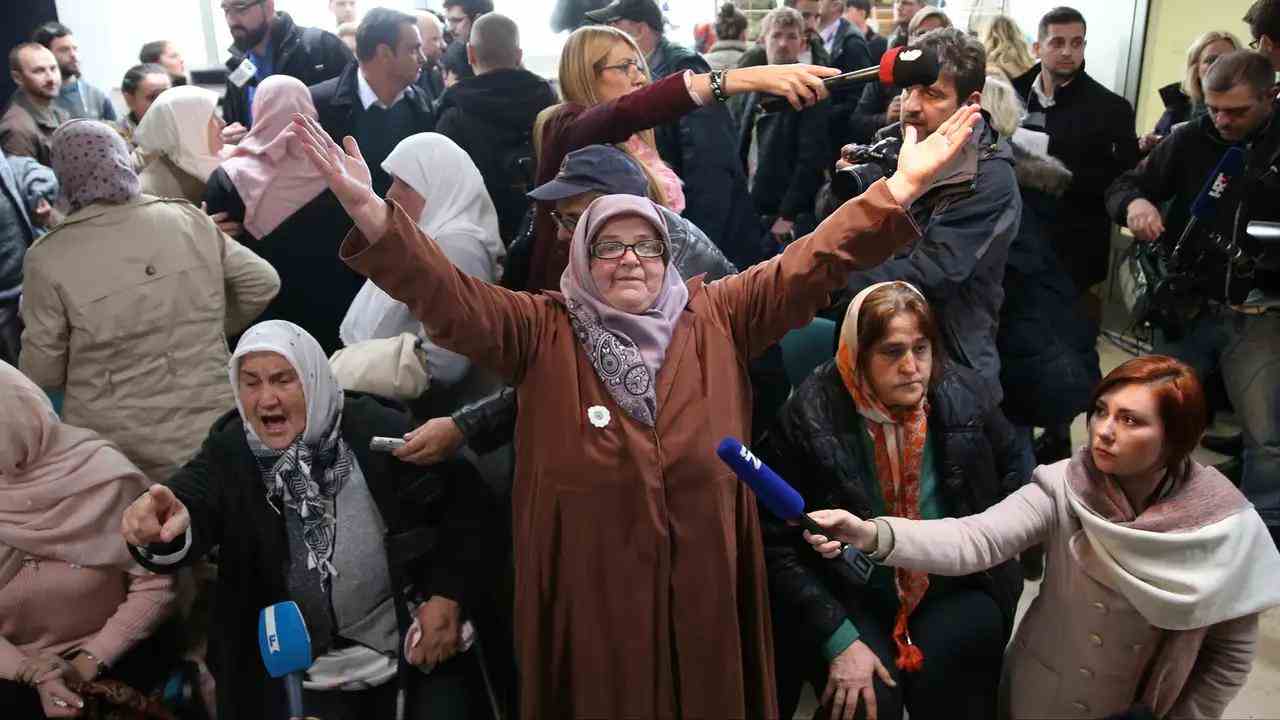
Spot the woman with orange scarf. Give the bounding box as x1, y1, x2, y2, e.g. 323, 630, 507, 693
757, 281, 1029, 720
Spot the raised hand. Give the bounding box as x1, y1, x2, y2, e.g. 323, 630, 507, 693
290, 113, 389, 241
121, 484, 190, 547
885, 104, 983, 208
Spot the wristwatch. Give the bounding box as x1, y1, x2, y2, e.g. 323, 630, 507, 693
72, 650, 107, 680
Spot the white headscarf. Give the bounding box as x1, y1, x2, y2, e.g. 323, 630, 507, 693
339, 134, 505, 385
229, 321, 352, 588
134, 85, 224, 182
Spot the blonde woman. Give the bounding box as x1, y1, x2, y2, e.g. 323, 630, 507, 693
520, 25, 836, 291
980, 15, 1036, 81
1141, 31, 1241, 153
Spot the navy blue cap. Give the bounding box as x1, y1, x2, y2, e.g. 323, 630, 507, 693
527, 145, 649, 201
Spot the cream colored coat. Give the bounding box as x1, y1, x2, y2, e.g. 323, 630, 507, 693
879, 461, 1261, 720
20, 195, 279, 481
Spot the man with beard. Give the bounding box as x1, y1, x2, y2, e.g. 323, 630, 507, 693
218, 0, 352, 142
1, 44, 70, 166
737, 0, 832, 69
31, 22, 116, 122
1011, 7, 1137, 310
441, 0, 493, 82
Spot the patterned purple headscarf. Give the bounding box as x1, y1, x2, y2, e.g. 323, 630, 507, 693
50, 120, 141, 214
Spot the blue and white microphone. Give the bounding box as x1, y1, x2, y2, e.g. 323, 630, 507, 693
717, 437, 875, 583
258, 601, 312, 720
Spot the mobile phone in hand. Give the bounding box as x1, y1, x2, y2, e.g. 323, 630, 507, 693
370, 436, 407, 453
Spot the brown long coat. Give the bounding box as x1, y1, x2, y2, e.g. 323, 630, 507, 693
342, 183, 916, 719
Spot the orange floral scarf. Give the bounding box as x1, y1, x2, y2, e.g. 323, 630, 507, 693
836, 282, 931, 672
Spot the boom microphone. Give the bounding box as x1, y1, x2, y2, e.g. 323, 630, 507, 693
717, 437, 874, 583
259, 601, 312, 720
760, 45, 940, 114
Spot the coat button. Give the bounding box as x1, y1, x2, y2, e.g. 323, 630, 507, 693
1089, 633, 1103, 647
145, 264, 157, 276
1078, 667, 1093, 679
1091, 601, 1107, 614
1072, 701, 1090, 713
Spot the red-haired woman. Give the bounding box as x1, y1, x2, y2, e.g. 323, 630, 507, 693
758, 281, 1030, 720
807, 355, 1280, 719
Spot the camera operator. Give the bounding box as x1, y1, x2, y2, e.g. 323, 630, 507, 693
1106, 49, 1280, 550
830, 28, 1020, 402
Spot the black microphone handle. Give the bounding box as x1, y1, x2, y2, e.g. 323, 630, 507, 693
284, 673, 304, 720
759, 66, 881, 113
797, 513, 876, 583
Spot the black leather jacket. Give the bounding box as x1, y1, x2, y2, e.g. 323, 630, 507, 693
756, 361, 1029, 652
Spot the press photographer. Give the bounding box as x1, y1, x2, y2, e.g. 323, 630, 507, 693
1105, 49, 1280, 550
825, 27, 1021, 402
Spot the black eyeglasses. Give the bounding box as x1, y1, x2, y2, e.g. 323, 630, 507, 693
549, 210, 579, 233
221, 0, 264, 16
598, 59, 642, 77
590, 239, 666, 260
1249, 38, 1261, 50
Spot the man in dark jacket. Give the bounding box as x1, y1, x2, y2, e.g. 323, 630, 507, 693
311, 8, 436, 196
219, 0, 352, 138
411, 10, 448, 104
441, 0, 493, 82
736, 0, 833, 69
842, 28, 1021, 402
0, 149, 55, 365
1011, 6, 1137, 299
435, 13, 556, 245
589, 0, 768, 267
843, 0, 888, 61
735, 6, 831, 252
1105, 51, 1280, 549
1245, 0, 1280, 72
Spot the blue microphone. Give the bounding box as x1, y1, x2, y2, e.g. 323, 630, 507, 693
258, 601, 312, 719
717, 437, 874, 583
1172, 147, 1247, 258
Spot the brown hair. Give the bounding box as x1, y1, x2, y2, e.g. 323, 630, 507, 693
1204, 48, 1275, 98
716, 2, 748, 40
1088, 355, 1207, 469
855, 284, 944, 387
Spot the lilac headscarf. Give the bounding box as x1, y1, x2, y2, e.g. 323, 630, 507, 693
50, 120, 141, 214
560, 194, 689, 425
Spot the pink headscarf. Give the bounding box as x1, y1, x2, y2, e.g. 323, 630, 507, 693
0, 361, 149, 586
560, 194, 689, 425
220, 75, 327, 238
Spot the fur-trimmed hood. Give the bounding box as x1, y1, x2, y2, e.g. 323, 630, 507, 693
1010, 134, 1073, 197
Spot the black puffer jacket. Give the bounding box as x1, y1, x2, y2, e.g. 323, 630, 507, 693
756, 361, 1029, 654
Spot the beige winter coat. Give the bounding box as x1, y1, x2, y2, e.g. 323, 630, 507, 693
20, 195, 279, 481
877, 460, 1263, 719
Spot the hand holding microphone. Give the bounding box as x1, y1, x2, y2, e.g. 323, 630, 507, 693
804, 509, 879, 559
759, 45, 940, 114
716, 438, 875, 583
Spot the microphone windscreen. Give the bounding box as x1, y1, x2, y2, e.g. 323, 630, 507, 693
258, 601, 312, 678
1190, 146, 1246, 221
716, 437, 806, 520
885, 46, 941, 89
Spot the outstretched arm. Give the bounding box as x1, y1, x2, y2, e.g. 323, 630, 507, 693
705, 106, 984, 360
293, 115, 541, 383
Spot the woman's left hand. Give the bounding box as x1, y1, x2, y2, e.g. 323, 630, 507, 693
885, 104, 983, 207
201, 202, 244, 238
408, 596, 462, 668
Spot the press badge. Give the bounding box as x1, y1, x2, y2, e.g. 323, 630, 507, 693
228, 57, 257, 88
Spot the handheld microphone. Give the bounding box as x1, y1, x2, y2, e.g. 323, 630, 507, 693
258, 601, 312, 720
760, 46, 940, 114
1171, 147, 1247, 258
717, 437, 874, 583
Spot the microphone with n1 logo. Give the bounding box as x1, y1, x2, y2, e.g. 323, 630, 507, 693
258, 601, 312, 720
1171, 146, 1248, 260
716, 437, 875, 583
760, 45, 940, 114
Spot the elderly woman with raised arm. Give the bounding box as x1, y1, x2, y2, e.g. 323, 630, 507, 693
292, 92, 980, 716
